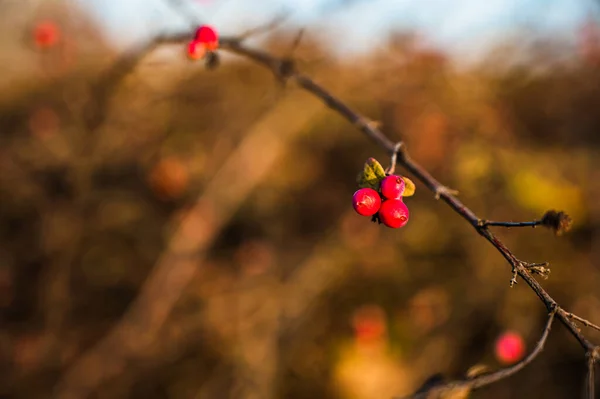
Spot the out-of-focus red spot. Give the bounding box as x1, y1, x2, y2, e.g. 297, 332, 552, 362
194, 25, 219, 51
148, 157, 189, 200
578, 18, 600, 66
351, 304, 387, 345
33, 21, 60, 49
494, 331, 525, 365
187, 40, 207, 60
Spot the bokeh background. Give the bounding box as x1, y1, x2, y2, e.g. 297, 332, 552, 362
1, 1, 600, 398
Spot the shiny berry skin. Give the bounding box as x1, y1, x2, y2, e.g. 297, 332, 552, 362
378, 199, 409, 228
352, 188, 382, 217
495, 331, 525, 365
194, 25, 219, 51
380, 175, 406, 200
187, 40, 206, 60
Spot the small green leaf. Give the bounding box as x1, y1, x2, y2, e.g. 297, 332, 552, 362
356, 157, 386, 189
401, 177, 416, 197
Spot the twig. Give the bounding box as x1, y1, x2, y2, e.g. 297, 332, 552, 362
384, 141, 403, 175
567, 312, 600, 333
398, 309, 557, 398
236, 12, 289, 41
287, 28, 305, 57
470, 308, 557, 389
479, 220, 542, 228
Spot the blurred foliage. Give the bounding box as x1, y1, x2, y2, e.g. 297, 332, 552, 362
1, 2, 600, 399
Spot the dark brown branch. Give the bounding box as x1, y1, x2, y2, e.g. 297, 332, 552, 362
479, 220, 542, 228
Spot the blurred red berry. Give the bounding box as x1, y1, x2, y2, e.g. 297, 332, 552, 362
33, 21, 59, 49
187, 40, 206, 60
380, 175, 406, 200
378, 199, 409, 228
148, 158, 189, 200
351, 305, 387, 344
194, 25, 219, 51
352, 188, 381, 217
495, 331, 525, 365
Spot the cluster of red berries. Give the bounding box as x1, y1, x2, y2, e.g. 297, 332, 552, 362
353, 175, 410, 228
187, 25, 219, 68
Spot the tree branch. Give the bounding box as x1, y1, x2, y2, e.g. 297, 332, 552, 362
566, 312, 600, 333
56, 19, 599, 397
216, 33, 597, 347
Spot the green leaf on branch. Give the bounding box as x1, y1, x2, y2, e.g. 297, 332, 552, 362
356, 157, 386, 189
402, 177, 416, 197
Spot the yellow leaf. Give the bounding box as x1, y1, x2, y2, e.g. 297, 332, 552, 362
401, 177, 416, 197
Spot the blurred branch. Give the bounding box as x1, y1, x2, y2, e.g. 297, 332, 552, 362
85, 32, 188, 132
55, 88, 328, 399
54, 13, 599, 397
399, 308, 557, 399
586, 350, 596, 399
237, 13, 290, 41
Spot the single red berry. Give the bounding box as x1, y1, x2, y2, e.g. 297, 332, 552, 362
378, 199, 409, 228
33, 21, 60, 49
352, 188, 382, 217
187, 40, 206, 60
194, 25, 219, 51
380, 175, 406, 200
495, 331, 525, 365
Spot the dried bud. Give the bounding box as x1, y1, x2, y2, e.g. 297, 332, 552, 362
205, 51, 220, 70
541, 210, 572, 236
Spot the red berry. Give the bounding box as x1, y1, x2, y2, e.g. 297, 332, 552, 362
495, 331, 525, 365
378, 199, 409, 228
194, 25, 218, 51
187, 40, 206, 60
380, 175, 406, 199
352, 188, 381, 217
33, 21, 60, 49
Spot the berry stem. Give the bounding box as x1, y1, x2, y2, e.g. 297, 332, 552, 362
384, 141, 404, 175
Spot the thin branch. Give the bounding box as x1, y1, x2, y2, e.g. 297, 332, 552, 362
384, 141, 403, 175
236, 12, 290, 41
566, 312, 600, 333
398, 309, 557, 399
479, 220, 542, 228
164, 0, 202, 28
286, 28, 305, 57
470, 308, 557, 389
